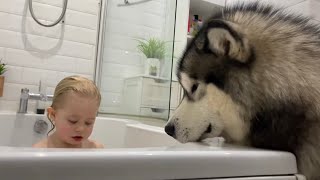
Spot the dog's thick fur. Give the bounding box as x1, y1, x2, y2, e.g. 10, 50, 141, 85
165, 2, 320, 179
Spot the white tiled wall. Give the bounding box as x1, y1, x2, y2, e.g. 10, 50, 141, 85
0, 0, 101, 113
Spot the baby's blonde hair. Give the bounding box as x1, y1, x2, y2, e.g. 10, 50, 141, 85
51, 75, 101, 109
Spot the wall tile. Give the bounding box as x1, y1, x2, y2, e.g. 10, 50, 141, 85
0, 0, 99, 112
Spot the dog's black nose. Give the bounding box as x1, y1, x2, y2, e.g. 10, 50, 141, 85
165, 124, 175, 137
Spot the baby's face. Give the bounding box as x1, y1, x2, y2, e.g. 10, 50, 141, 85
53, 93, 99, 146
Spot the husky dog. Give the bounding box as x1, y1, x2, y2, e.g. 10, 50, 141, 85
165, 2, 320, 179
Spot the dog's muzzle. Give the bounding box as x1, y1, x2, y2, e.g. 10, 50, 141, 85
164, 124, 175, 138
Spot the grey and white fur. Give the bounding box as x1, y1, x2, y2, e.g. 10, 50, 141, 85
165, 2, 320, 179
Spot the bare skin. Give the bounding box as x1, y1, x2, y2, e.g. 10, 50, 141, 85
33, 135, 104, 148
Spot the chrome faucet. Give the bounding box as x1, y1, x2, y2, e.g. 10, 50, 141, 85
17, 88, 53, 114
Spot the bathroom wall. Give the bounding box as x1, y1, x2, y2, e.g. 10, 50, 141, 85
0, 0, 101, 113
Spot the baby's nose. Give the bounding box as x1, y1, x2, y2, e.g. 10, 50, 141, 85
75, 125, 85, 132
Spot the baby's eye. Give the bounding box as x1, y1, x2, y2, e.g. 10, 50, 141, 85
85, 122, 93, 126
68, 120, 77, 124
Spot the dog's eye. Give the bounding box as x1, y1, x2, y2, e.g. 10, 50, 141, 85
191, 83, 199, 94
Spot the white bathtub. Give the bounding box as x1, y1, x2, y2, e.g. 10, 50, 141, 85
0, 113, 301, 180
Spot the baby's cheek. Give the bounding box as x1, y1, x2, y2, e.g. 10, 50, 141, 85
85, 126, 94, 137
57, 123, 73, 137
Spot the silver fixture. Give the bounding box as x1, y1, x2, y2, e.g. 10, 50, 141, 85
34, 119, 48, 134
18, 88, 53, 114
117, 0, 153, 7
29, 0, 68, 27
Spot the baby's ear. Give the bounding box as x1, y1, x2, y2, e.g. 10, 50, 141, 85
47, 107, 56, 121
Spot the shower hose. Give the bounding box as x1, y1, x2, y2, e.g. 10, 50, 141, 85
29, 0, 68, 27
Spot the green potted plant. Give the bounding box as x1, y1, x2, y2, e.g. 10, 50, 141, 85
137, 37, 166, 76
0, 59, 7, 97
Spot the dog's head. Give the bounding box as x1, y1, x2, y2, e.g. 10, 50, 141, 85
165, 20, 254, 143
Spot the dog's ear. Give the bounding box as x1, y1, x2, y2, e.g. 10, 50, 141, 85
206, 20, 251, 63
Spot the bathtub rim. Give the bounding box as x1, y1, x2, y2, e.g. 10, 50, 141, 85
0, 143, 298, 180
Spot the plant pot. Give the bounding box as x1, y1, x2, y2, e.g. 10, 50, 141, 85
0, 76, 4, 97
145, 58, 160, 76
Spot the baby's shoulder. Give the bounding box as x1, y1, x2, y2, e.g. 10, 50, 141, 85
86, 139, 104, 148
32, 139, 48, 148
